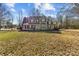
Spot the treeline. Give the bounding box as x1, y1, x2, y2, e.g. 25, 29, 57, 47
57, 3, 79, 29
18, 3, 79, 30
1, 3, 79, 30
0, 3, 15, 30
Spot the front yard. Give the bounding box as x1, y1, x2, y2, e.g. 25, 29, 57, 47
0, 30, 79, 56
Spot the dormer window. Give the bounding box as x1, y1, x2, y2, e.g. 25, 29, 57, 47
42, 19, 45, 22
31, 19, 33, 23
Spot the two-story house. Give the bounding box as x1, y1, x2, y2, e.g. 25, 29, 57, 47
21, 16, 57, 31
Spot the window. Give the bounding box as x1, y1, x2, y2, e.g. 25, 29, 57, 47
27, 25, 29, 29
31, 19, 33, 23
25, 25, 27, 29
42, 19, 45, 22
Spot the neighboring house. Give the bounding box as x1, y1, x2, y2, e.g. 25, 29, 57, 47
21, 16, 59, 31
0, 19, 13, 29
0, 20, 7, 28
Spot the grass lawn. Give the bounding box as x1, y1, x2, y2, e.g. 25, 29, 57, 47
0, 30, 79, 56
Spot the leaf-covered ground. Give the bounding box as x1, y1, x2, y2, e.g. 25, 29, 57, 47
0, 30, 79, 56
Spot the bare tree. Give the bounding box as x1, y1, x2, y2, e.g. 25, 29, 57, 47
57, 3, 75, 29
17, 10, 23, 30
0, 3, 14, 30
6, 10, 14, 28
0, 4, 5, 29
